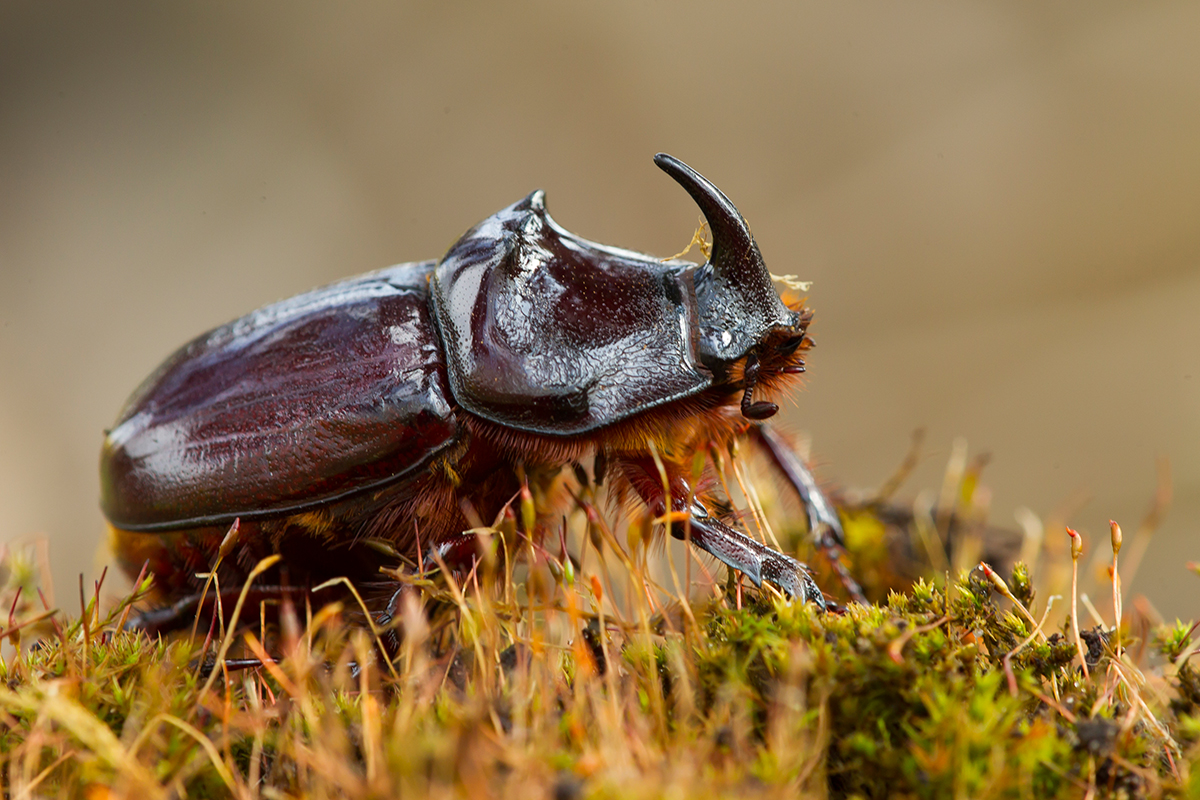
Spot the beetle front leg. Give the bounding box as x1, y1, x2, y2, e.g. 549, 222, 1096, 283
613, 454, 826, 608
752, 423, 866, 605
674, 499, 825, 609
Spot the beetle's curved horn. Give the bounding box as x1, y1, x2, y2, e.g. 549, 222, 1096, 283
652, 153, 796, 367
653, 153, 772, 302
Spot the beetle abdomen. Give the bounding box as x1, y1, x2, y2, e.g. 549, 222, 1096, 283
100, 260, 457, 531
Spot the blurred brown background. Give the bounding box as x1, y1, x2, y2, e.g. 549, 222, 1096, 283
2, 2, 1198, 617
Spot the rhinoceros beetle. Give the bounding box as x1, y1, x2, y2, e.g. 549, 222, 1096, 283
101, 154, 862, 632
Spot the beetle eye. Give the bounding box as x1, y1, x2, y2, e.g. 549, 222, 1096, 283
777, 335, 805, 356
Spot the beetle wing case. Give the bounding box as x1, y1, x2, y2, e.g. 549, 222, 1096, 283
100, 261, 456, 531
430, 191, 714, 435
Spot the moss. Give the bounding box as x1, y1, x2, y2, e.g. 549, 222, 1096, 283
0, 467, 1197, 797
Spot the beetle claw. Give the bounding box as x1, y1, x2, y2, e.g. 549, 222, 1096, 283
760, 551, 826, 608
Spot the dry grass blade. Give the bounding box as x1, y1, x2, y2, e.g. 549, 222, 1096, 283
134, 714, 239, 794
0, 687, 161, 797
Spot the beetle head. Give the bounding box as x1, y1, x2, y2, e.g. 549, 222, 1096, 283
655, 154, 810, 419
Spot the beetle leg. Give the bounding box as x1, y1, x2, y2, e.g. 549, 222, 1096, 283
752, 423, 867, 605
194, 655, 280, 679
613, 454, 826, 608
125, 593, 206, 633
125, 585, 293, 634
677, 500, 825, 608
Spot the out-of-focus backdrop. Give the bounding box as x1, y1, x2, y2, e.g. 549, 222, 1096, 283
2, 2, 1198, 617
